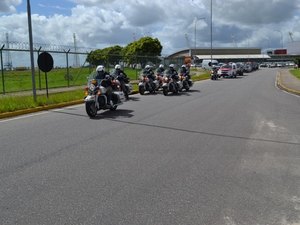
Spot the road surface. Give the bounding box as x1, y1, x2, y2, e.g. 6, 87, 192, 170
1, 68, 300, 225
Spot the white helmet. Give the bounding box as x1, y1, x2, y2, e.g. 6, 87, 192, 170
159, 64, 164, 68
96, 65, 104, 72
169, 64, 174, 68
115, 64, 121, 69
145, 65, 150, 69
181, 64, 186, 68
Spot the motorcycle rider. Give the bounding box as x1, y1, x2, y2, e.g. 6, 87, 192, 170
155, 64, 165, 88
143, 65, 156, 90
166, 64, 180, 90
95, 65, 113, 106
95, 65, 110, 79
156, 64, 165, 75
166, 64, 179, 79
211, 65, 218, 80
180, 64, 189, 77
101, 74, 114, 106
112, 64, 129, 98
180, 64, 192, 85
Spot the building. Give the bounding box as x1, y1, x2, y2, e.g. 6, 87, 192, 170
167, 47, 270, 65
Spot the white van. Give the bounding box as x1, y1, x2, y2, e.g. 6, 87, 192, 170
202, 59, 219, 70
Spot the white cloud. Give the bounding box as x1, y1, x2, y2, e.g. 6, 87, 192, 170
1, 0, 300, 56
0, 0, 21, 13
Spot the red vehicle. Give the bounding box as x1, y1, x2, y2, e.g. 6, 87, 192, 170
217, 63, 237, 78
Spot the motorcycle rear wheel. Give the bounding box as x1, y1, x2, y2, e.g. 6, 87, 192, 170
110, 105, 117, 111
163, 88, 168, 96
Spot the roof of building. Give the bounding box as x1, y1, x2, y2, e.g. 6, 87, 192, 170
167, 48, 263, 58
195, 54, 270, 60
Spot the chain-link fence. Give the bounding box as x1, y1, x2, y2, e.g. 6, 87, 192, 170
0, 47, 185, 95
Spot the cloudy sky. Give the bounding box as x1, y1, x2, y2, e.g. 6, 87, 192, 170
0, 0, 300, 56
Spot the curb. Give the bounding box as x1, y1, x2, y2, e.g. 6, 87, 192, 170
276, 72, 300, 96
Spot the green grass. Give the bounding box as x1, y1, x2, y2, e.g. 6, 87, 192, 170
290, 69, 300, 79
0, 89, 84, 113
191, 72, 210, 81
0, 68, 209, 114
1, 67, 92, 93
0, 67, 141, 94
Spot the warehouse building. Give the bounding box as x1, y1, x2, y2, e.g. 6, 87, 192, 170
167, 47, 270, 65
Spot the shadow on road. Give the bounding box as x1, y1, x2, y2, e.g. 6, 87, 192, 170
92, 109, 135, 120
104, 118, 300, 147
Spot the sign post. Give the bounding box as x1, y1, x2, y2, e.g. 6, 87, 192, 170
37, 51, 53, 98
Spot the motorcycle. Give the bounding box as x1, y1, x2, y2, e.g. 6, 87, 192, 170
162, 74, 179, 96
179, 73, 191, 91
138, 72, 157, 95
210, 68, 218, 80
84, 79, 125, 118
155, 72, 164, 91
111, 72, 132, 100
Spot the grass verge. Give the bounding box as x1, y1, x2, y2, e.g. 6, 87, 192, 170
290, 69, 300, 79
0, 89, 85, 113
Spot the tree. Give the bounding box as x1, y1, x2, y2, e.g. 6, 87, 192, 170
86, 45, 123, 67
122, 37, 163, 67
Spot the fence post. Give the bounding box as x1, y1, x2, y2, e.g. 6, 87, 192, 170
36, 46, 42, 90
0, 45, 5, 94
135, 54, 138, 80
64, 49, 70, 87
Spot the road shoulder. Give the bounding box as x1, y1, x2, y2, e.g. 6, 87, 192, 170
276, 69, 300, 96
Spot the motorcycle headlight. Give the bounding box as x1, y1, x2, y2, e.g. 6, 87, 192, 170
89, 84, 96, 91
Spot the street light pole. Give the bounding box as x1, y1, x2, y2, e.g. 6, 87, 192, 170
275, 30, 283, 48
194, 18, 197, 50
210, 0, 213, 63
27, 0, 37, 101
194, 17, 205, 50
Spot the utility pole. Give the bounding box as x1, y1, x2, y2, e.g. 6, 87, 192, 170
27, 0, 36, 101
73, 33, 80, 67
275, 30, 283, 48
289, 32, 294, 42
194, 17, 205, 50
185, 33, 191, 57
210, 0, 213, 63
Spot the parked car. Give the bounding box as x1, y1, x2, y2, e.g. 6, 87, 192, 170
244, 62, 253, 72
236, 62, 244, 76
217, 63, 237, 78
202, 59, 219, 70
259, 63, 268, 68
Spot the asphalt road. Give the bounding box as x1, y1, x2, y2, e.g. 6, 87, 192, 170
1, 68, 300, 225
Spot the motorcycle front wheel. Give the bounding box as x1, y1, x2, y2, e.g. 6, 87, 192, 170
85, 102, 97, 118
124, 91, 129, 100
183, 81, 189, 91
139, 86, 145, 95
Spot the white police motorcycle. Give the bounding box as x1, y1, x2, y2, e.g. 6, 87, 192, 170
84, 77, 125, 118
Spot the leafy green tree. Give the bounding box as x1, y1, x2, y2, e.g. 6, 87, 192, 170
86, 49, 104, 66
86, 45, 123, 67
122, 37, 163, 67
104, 45, 123, 66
